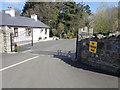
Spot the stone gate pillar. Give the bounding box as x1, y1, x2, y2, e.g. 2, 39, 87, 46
3, 26, 11, 52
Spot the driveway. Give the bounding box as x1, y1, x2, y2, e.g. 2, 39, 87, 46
1, 39, 119, 88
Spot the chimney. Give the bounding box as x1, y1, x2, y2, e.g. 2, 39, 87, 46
31, 14, 37, 21
5, 7, 15, 17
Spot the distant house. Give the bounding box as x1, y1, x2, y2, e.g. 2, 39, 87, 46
78, 27, 93, 40
0, 7, 50, 44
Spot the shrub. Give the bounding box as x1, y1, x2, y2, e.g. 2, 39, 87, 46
66, 32, 74, 39
14, 43, 19, 52
39, 37, 42, 40
69, 36, 73, 39
44, 37, 47, 39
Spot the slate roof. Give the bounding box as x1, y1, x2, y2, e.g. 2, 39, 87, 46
0, 12, 50, 28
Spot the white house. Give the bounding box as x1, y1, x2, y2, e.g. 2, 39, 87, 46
0, 7, 50, 45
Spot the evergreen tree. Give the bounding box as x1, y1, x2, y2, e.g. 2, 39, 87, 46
22, 1, 91, 37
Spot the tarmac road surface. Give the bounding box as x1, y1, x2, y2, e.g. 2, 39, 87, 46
1, 39, 119, 88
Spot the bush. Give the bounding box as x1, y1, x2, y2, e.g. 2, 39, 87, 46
39, 37, 42, 40
44, 37, 47, 39
69, 36, 73, 39
66, 32, 74, 39
63, 34, 67, 39
14, 43, 19, 52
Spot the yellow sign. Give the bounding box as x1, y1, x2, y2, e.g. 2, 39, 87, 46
89, 47, 97, 53
90, 41, 97, 47
89, 41, 97, 53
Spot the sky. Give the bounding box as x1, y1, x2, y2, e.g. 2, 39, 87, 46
0, 0, 118, 14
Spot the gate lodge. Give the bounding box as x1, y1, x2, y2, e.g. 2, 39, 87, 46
0, 7, 50, 52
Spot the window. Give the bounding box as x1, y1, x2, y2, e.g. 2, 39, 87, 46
14, 28, 18, 37
26, 28, 31, 36
40, 29, 43, 33
9, 27, 11, 29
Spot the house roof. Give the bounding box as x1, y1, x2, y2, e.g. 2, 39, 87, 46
0, 12, 50, 28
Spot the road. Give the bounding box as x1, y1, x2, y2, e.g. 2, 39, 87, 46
1, 39, 119, 88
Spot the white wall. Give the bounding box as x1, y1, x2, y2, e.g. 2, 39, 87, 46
0, 26, 49, 52
14, 27, 32, 42
10, 27, 49, 42
33, 28, 49, 41
33, 28, 41, 41
46, 29, 50, 38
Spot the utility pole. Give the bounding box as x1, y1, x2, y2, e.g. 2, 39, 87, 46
31, 28, 33, 46
10, 33, 13, 52
75, 30, 79, 60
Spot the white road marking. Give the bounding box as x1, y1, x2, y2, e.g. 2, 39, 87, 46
0, 56, 39, 72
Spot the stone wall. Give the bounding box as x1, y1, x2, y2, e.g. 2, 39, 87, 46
0, 27, 12, 53
0, 33, 4, 52
77, 35, 120, 76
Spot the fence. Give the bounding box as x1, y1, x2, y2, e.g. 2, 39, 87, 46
0, 26, 33, 52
